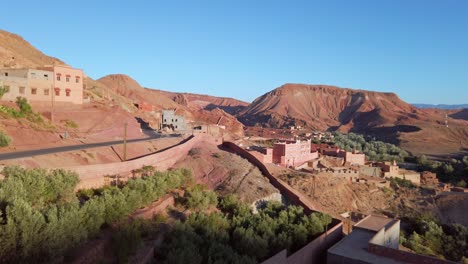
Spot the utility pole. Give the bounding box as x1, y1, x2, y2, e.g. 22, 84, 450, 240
51, 84, 55, 123
123, 122, 127, 161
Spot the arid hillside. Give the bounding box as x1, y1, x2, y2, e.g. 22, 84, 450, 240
98, 74, 245, 136
154, 89, 249, 115
0, 30, 65, 69
239, 83, 468, 155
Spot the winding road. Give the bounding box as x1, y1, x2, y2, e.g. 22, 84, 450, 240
0, 133, 181, 161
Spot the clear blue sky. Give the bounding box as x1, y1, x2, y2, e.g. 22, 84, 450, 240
2, 0, 467, 104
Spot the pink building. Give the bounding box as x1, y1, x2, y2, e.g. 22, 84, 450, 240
272, 140, 318, 167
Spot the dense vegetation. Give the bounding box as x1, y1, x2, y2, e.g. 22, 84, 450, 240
183, 184, 218, 210
0, 166, 192, 263
416, 155, 468, 186
158, 195, 333, 263
401, 215, 468, 262
331, 132, 409, 162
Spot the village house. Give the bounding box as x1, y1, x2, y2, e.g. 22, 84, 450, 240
248, 140, 319, 167
311, 144, 366, 166
272, 140, 319, 167
374, 161, 421, 185
161, 110, 187, 131
0, 65, 85, 104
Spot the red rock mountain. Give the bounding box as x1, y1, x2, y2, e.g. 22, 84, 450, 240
239, 83, 468, 155
240, 84, 416, 130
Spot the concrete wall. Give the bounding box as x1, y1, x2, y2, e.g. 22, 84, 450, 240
338, 151, 365, 166
360, 166, 382, 177
61, 135, 216, 190
368, 243, 456, 264
368, 221, 400, 249
399, 170, 421, 185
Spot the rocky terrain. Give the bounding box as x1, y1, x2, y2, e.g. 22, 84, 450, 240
272, 166, 468, 226
172, 141, 279, 204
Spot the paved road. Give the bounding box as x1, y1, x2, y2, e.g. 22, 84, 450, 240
0, 133, 181, 161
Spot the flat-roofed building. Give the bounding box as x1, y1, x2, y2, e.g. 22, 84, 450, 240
0, 65, 84, 104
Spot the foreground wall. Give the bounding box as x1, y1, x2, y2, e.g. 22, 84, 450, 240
61, 135, 217, 190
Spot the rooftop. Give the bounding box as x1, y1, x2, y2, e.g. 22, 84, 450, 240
355, 215, 397, 232
328, 228, 402, 264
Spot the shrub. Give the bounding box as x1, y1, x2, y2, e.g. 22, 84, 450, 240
62, 119, 78, 128
16, 97, 32, 115
184, 185, 218, 210
390, 177, 415, 189
0, 85, 9, 99
188, 148, 201, 157
0, 130, 11, 147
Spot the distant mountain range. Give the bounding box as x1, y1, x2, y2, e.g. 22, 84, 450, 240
412, 104, 468, 110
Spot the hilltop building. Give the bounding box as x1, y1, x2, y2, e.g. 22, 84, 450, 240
272, 140, 319, 167
161, 110, 187, 131
0, 65, 84, 104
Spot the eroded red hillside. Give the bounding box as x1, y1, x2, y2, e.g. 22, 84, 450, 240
239, 83, 468, 155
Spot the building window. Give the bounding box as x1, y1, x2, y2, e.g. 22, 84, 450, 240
55, 88, 60, 96
31, 72, 36, 78
44, 89, 49, 96
19, 86, 25, 94
66, 76, 70, 82
57, 76, 61, 81
44, 74, 48, 80
75, 76, 80, 83
65, 89, 71, 97
4, 72, 8, 77
31, 88, 37, 95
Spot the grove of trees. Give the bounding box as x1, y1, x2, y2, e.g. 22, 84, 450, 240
331, 132, 409, 162
158, 195, 333, 263
0, 166, 192, 263
401, 215, 468, 262
416, 155, 468, 186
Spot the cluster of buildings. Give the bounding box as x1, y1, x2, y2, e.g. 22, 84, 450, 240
0, 65, 85, 105
249, 139, 450, 188
250, 140, 365, 168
